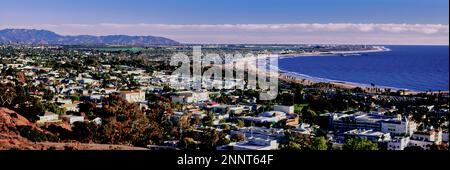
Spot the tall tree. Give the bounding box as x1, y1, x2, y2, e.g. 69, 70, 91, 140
310, 136, 328, 150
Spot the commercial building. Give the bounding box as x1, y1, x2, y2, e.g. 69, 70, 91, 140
240, 111, 287, 125
325, 112, 416, 136
230, 127, 285, 140
216, 137, 279, 150
342, 129, 391, 143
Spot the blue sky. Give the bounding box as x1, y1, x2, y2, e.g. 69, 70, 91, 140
0, 0, 448, 44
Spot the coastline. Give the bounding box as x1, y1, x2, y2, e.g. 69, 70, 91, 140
233, 46, 447, 94
279, 46, 391, 58
275, 46, 418, 93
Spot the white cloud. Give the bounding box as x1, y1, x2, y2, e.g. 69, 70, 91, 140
87, 23, 449, 34
0, 23, 448, 44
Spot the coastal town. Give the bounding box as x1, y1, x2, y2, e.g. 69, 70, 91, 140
0, 44, 448, 150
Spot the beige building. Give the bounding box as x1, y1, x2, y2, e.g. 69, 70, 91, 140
119, 90, 146, 103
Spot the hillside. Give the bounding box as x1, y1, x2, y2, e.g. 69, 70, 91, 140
0, 107, 148, 150
0, 29, 180, 46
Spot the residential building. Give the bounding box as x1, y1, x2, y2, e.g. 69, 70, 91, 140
388, 137, 410, 150
37, 111, 60, 123
408, 130, 443, 150
119, 90, 146, 103
61, 103, 79, 112
61, 115, 85, 124
171, 91, 210, 104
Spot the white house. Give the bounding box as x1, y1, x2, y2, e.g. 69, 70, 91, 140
56, 98, 72, 105
37, 112, 60, 123
119, 90, 146, 103
91, 117, 102, 125
79, 78, 96, 85
103, 88, 117, 94
171, 91, 210, 104
61, 115, 85, 124
61, 103, 79, 112
212, 113, 230, 125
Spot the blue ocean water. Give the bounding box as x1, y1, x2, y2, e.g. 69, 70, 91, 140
278, 46, 449, 91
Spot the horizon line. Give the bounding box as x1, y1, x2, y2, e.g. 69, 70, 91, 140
1, 23, 449, 45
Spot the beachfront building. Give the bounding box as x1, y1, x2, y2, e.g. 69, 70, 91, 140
119, 90, 146, 103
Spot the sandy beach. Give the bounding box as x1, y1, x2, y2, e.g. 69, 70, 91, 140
229, 46, 445, 94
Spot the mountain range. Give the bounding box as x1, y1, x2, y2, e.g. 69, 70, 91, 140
0, 29, 180, 46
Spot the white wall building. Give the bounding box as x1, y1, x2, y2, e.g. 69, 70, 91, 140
119, 90, 146, 103
37, 112, 60, 123
407, 130, 443, 150
381, 116, 417, 136
171, 91, 210, 104
217, 137, 279, 150
388, 137, 410, 150
343, 129, 391, 143
241, 111, 287, 124
61, 103, 79, 112
273, 105, 295, 114
231, 127, 285, 140
61, 115, 85, 124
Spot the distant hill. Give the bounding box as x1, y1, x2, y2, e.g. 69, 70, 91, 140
0, 29, 180, 46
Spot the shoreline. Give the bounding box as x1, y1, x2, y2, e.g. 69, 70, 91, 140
279, 46, 391, 58
234, 46, 447, 94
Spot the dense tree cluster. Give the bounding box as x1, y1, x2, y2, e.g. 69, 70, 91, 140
343, 138, 379, 150
70, 94, 168, 146
281, 131, 329, 150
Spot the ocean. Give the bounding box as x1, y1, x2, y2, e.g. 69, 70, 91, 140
278, 45, 449, 91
